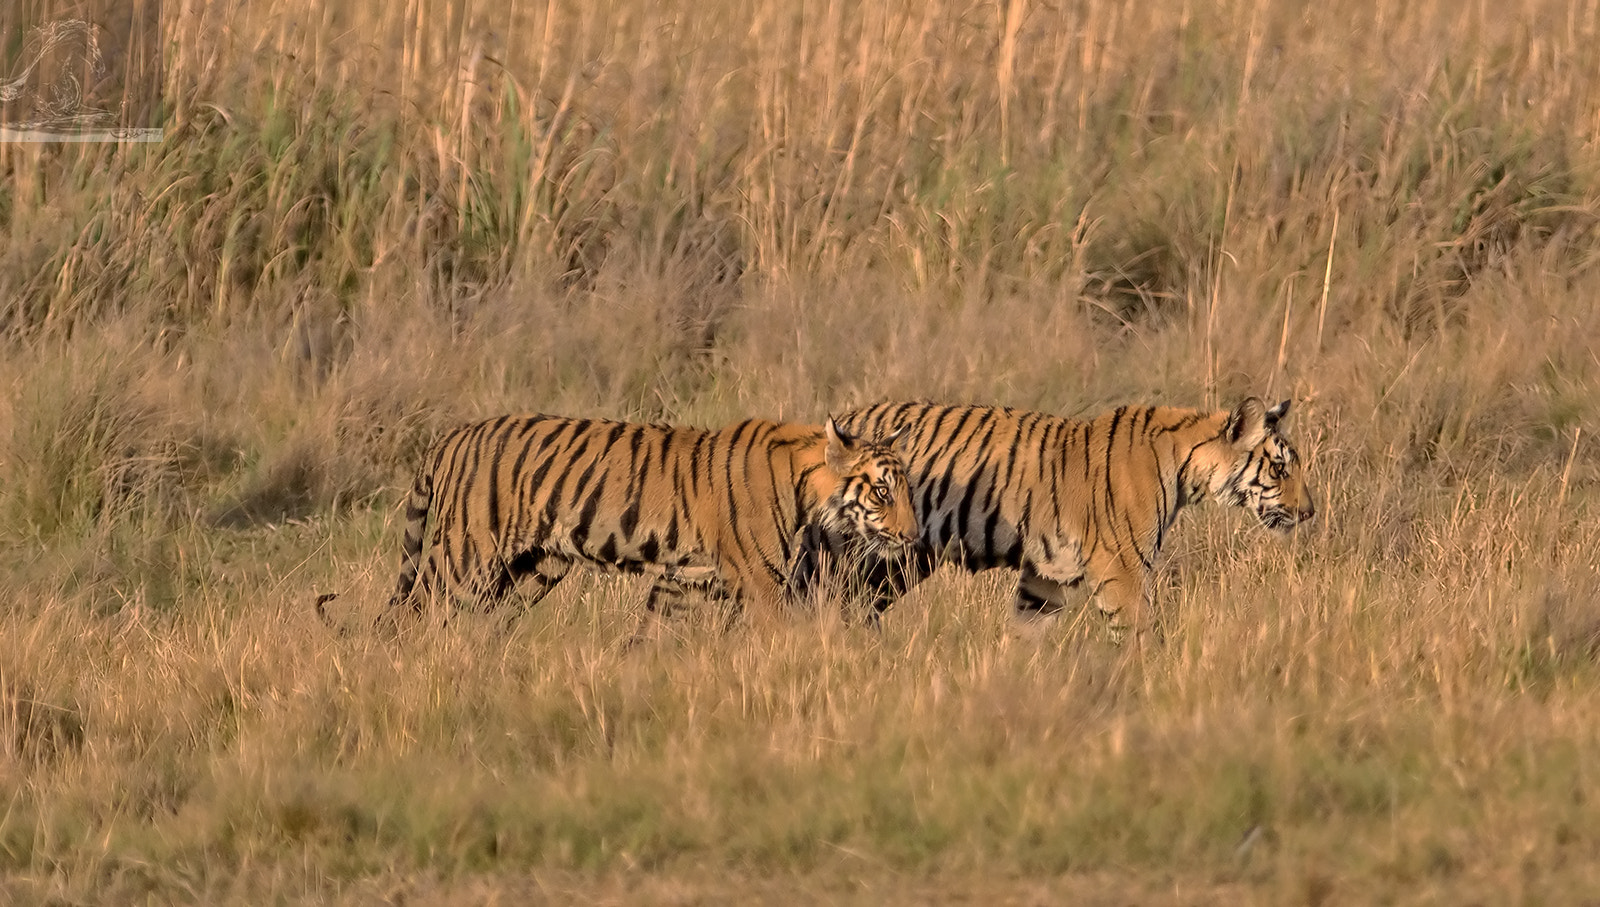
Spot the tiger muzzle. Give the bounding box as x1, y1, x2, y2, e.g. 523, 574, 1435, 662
1261, 504, 1312, 533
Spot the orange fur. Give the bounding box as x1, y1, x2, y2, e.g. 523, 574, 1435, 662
826, 398, 1316, 639
375, 414, 916, 631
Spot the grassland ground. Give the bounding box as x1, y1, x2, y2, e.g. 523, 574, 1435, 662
4, 0, 1600, 901
2, 364, 1598, 902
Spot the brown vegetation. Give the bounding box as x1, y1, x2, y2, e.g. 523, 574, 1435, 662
1, 0, 1598, 901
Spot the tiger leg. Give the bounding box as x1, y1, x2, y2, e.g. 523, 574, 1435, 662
875, 544, 936, 619
785, 536, 862, 621
785, 528, 827, 606
790, 528, 931, 626
1085, 558, 1156, 647
380, 546, 555, 634
847, 545, 934, 627
697, 587, 742, 637
492, 549, 573, 634
624, 576, 697, 648
687, 569, 750, 636
433, 559, 512, 629
375, 556, 444, 635
380, 533, 500, 632
1011, 562, 1073, 636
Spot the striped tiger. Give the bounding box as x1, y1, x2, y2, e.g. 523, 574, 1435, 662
806, 398, 1317, 641
327, 413, 918, 634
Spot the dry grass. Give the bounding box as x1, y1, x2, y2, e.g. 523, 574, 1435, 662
2, 0, 1599, 901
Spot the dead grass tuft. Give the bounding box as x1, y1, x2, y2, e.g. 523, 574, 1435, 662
1, 0, 1600, 901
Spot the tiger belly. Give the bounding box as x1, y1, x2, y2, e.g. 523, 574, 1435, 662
1025, 534, 1088, 587
555, 529, 711, 578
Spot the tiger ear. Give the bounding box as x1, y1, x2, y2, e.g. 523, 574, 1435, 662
882, 424, 908, 448
1226, 397, 1270, 448
824, 417, 858, 473
1266, 399, 1290, 429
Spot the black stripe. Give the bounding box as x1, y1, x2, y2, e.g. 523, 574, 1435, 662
1168, 412, 1206, 433
570, 422, 627, 508
531, 419, 587, 529
570, 481, 603, 551
482, 418, 519, 542
1016, 481, 1034, 541
885, 401, 921, 433
1002, 521, 1024, 565
948, 407, 997, 463
508, 416, 563, 485
927, 408, 979, 514
967, 417, 1004, 553
720, 421, 761, 549
1103, 406, 1128, 510
1079, 419, 1093, 506
1078, 423, 1098, 552
617, 426, 649, 540
1174, 438, 1207, 501
1154, 455, 1172, 552
1124, 511, 1153, 570
982, 505, 1004, 563
663, 513, 680, 552
688, 432, 710, 501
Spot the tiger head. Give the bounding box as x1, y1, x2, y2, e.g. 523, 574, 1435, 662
822, 418, 919, 551
1193, 398, 1316, 533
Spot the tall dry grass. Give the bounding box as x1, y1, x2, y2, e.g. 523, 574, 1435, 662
1, 0, 1599, 901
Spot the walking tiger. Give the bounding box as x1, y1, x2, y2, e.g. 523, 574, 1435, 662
318, 414, 917, 636
797, 398, 1316, 641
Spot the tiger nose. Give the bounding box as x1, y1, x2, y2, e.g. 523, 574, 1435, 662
1298, 499, 1317, 524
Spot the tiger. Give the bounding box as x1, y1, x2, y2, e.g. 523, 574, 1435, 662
800, 398, 1317, 642
319, 414, 918, 636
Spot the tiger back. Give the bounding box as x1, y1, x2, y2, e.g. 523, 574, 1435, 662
821, 398, 1316, 641
376, 414, 917, 632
